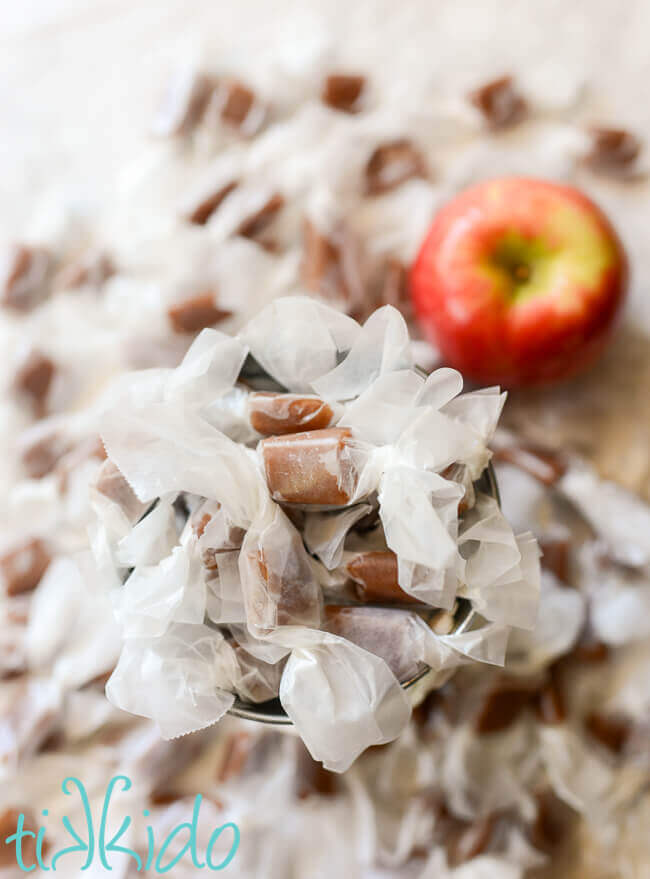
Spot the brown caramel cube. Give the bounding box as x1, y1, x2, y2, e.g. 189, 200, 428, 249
183, 181, 238, 225
248, 393, 335, 436
322, 74, 365, 113
168, 294, 232, 333
13, 350, 56, 416
261, 427, 357, 506
585, 711, 632, 754
473, 676, 540, 734
0, 538, 51, 596
469, 75, 527, 129
346, 551, 420, 604
1, 244, 52, 312
236, 194, 284, 240
365, 139, 427, 195
585, 127, 642, 174
219, 80, 256, 128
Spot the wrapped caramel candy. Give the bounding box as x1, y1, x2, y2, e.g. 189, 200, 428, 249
248, 392, 338, 436
261, 427, 360, 506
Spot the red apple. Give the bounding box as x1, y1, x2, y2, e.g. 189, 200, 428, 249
410, 178, 627, 387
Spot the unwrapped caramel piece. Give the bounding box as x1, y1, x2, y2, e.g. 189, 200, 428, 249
1, 244, 52, 311
94, 459, 148, 524
0, 538, 51, 596
248, 393, 336, 436
346, 551, 420, 604
261, 427, 358, 506
152, 69, 214, 137
469, 75, 527, 129
183, 181, 238, 225
236, 194, 284, 241
13, 350, 56, 416
365, 139, 427, 195
0, 807, 38, 867
584, 127, 642, 175
322, 74, 365, 113
168, 293, 232, 333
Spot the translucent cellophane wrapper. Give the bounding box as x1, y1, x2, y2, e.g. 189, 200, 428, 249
95, 297, 541, 769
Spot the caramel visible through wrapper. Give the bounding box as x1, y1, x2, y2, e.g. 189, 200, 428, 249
346, 550, 420, 605
261, 427, 357, 506
0, 538, 51, 597
249, 393, 335, 436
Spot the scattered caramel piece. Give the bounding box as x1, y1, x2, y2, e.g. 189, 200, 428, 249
365, 139, 427, 195
0, 807, 38, 867
469, 75, 527, 129
0, 538, 51, 596
347, 551, 420, 604
94, 459, 148, 524
492, 442, 567, 486
528, 789, 577, 853
248, 393, 335, 436
539, 536, 571, 585
300, 218, 363, 304
168, 293, 232, 334
206, 78, 266, 136
53, 251, 114, 291
447, 814, 497, 867
585, 711, 632, 755
584, 127, 642, 175
294, 740, 339, 799
473, 676, 540, 734
13, 350, 56, 416
152, 69, 214, 137
322, 74, 365, 113
1, 244, 52, 312
236, 194, 284, 240
261, 427, 358, 506
183, 181, 238, 225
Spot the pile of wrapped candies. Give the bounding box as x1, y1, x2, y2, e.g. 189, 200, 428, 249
94, 297, 540, 770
